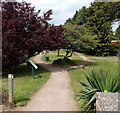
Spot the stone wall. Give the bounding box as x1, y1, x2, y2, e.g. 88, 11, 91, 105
96, 92, 120, 112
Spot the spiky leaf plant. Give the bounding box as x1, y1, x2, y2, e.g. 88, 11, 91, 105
77, 69, 120, 112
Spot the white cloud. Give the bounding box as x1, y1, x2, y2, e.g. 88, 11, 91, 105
17, 0, 94, 25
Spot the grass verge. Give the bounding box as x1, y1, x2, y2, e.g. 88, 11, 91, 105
69, 56, 118, 110
2, 63, 50, 107
41, 49, 82, 65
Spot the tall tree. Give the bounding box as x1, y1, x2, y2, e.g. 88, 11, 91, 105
2, 2, 66, 70
64, 23, 97, 56
115, 25, 120, 39
65, 2, 120, 56
65, 6, 93, 25
73, 6, 93, 25
86, 2, 120, 55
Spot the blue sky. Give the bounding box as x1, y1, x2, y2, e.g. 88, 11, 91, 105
17, 0, 119, 31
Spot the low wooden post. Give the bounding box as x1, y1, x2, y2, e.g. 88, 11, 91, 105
32, 66, 35, 79
8, 74, 14, 104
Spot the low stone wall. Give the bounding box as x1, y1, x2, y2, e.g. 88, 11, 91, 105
96, 92, 120, 112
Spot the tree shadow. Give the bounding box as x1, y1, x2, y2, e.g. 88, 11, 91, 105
58, 55, 65, 57
36, 62, 67, 73
15, 97, 30, 106
73, 59, 83, 64
33, 75, 43, 79
2, 64, 50, 78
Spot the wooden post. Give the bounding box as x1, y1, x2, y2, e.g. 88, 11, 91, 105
8, 74, 14, 104
32, 66, 35, 79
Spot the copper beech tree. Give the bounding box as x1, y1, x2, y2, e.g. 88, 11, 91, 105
2, 2, 66, 69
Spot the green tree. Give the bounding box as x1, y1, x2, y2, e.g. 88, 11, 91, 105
64, 23, 97, 57
86, 2, 120, 55
73, 6, 93, 25
65, 6, 93, 25
65, 2, 120, 56
115, 25, 120, 39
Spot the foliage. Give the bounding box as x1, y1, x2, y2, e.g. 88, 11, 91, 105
41, 49, 82, 64
2, 2, 66, 70
86, 2, 120, 56
115, 25, 120, 39
69, 55, 118, 111
78, 69, 120, 112
53, 58, 76, 66
64, 23, 97, 55
65, 2, 120, 56
65, 6, 93, 25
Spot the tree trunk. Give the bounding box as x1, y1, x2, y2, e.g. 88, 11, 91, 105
57, 49, 60, 57
64, 49, 72, 59
68, 50, 73, 57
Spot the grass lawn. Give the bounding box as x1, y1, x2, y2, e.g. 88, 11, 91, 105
2, 63, 50, 106
41, 51, 118, 110
41, 49, 82, 65
80, 52, 118, 58
48, 49, 67, 55
69, 55, 118, 110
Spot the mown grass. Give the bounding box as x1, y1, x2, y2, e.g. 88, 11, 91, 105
69, 55, 118, 110
41, 51, 118, 110
42, 49, 82, 65
2, 63, 50, 106
80, 52, 117, 58
48, 49, 67, 55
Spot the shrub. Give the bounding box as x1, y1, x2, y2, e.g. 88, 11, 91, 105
77, 69, 120, 112
53, 58, 76, 65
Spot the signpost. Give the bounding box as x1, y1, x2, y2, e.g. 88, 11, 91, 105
27, 59, 38, 78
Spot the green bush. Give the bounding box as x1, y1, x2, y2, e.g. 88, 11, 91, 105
53, 58, 76, 65
77, 69, 120, 112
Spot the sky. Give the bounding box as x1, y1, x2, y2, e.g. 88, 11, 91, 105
17, 0, 94, 25
17, 0, 119, 31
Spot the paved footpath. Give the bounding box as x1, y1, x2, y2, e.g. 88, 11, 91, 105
14, 53, 77, 111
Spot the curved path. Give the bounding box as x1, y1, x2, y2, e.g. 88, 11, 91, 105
14, 53, 77, 111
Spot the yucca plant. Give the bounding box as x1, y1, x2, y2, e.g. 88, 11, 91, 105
77, 69, 120, 112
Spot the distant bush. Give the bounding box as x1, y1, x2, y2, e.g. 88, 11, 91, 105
53, 58, 76, 66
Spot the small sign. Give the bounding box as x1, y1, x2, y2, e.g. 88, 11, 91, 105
28, 59, 38, 69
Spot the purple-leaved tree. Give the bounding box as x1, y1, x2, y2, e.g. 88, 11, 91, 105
2, 1, 67, 70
